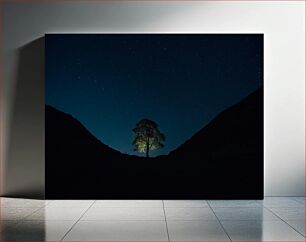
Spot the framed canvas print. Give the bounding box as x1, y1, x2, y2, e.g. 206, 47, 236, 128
45, 34, 263, 199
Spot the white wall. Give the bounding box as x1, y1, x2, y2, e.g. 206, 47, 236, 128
2, 1, 305, 197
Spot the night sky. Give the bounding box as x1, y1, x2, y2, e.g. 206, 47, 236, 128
45, 34, 263, 157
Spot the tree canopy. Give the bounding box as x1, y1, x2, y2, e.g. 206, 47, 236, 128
132, 119, 165, 157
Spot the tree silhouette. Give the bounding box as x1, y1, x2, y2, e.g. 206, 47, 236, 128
132, 119, 165, 158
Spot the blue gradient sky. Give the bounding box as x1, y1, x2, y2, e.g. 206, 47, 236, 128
45, 34, 263, 156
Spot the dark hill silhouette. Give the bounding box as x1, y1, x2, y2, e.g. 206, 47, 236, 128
167, 87, 263, 198
46, 105, 168, 198
46, 87, 263, 199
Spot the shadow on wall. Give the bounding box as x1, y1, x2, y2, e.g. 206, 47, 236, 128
4, 38, 45, 199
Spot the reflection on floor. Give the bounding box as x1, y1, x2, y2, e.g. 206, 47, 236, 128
0, 197, 304, 241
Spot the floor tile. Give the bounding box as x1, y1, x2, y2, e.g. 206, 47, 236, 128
286, 220, 305, 236
165, 207, 217, 221
292, 197, 305, 205
93, 200, 163, 208
81, 207, 165, 221
1, 220, 75, 241
26, 207, 88, 220
167, 220, 230, 241
213, 207, 279, 220
164, 200, 209, 208
0, 198, 48, 208
0, 207, 39, 220
221, 220, 305, 241
63, 220, 168, 241
0, 220, 20, 240
268, 207, 305, 220
0, 220, 20, 233
47, 200, 95, 208
0, 197, 305, 241
208, 200, 263, 207
263, 197, 304, 207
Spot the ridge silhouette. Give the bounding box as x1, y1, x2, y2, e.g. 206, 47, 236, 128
46, 87, 263, 199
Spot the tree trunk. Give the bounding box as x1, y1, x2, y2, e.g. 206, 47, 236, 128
146, 138, 149, 158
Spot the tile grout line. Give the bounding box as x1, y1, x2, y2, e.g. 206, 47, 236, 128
162, 200, 170, 242
264, 206, 305, 238
60, 200, 97, 241
207, 201, 232, 242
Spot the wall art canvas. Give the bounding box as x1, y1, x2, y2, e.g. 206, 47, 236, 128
45, 34, 263, 199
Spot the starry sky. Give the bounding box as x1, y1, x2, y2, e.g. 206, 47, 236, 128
45, 34, 263, 157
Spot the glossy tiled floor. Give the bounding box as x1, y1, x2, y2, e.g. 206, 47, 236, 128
0, 197, 304, 241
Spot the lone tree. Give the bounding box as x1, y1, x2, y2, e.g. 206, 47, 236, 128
132, 119, 165, 158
